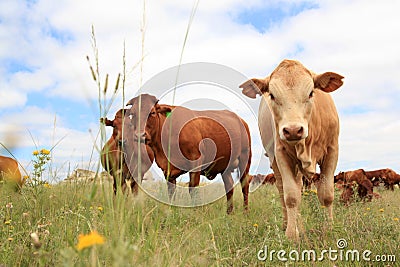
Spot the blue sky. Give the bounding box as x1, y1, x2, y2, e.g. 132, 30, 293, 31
1, 0, 400, 182
235, 1, 318, 33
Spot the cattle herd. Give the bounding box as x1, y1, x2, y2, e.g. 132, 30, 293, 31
251, 168, 400, 205
1, 59, 398, 242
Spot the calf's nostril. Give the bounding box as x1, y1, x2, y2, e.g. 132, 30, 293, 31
297, 127, 304, 136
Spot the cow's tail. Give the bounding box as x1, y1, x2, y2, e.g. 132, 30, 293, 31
239, 118, 252, 210
240, 118, 252, 186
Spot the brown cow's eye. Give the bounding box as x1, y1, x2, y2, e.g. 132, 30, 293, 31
269, 93, 275, 101
309, 91, 314, 99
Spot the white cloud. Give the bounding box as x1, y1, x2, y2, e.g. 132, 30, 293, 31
0, 0, 399, 178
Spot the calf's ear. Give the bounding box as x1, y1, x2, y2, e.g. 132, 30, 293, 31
240, 78, 270, 99
313, 72, 344, 93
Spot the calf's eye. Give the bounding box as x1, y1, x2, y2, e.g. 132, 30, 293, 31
309, 91, 314, 99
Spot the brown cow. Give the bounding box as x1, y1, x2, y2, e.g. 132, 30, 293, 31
302, 173, 320, 191
382, 168, 399, 190
0, 155, 23, 191
357, 179, 374, 202
241, 59, 344, 241
364, 169, 386, 187
100, 109, 154, 195
392, 173, 400, 189
335, 170, 374, 202
125, 94, 252, 214
335, 169, 367, 184
340, 182, 355, 205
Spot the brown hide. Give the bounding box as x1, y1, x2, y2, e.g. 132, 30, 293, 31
0, 155, 23, 191
126, 94, 252, 214
101, 109, 154, 195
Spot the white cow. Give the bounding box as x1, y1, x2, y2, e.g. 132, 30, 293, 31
241, 59, 344, 241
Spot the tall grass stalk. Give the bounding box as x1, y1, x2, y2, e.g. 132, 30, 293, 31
166, 0, 200, 180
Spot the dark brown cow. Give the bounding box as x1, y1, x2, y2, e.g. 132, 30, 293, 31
357, 179, 374, 202
383, 169, 399, 190
125, 94, 252, 214
392, 173, 400, 189
340, 183, 355, 205
364, 168, 399, 190
335, 169, 374, 202
0, 155, 23, 191
340, 179, 374, 205
364, 169, 386, 187
302, 173, 320, 191
100, 109, 154, 195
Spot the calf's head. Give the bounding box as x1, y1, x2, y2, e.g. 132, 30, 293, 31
241, 60, 344, 144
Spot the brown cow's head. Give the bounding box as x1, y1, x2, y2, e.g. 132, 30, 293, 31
125, 94, 169, 146
101, 109, 130, 147
240, 59, 344, 144
334, 171, 345, 183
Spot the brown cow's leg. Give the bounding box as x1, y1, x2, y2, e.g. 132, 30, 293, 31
167, 179, 176, 201
222, 172, 234, 214
240, 174, 250, 211
121, 177, 127, 194
239, 152, 251, 211
131, 180, 139, 196
112, 175, 117, 195
189, 172, 201, 206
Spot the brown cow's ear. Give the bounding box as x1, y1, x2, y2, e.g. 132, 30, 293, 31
240, 78, 269, 99
313, 72, 344, 93
104, 118, 114, 126
126, 98, 134, 106
156, 104, 172, 115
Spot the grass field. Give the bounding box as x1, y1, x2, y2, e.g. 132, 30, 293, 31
1, 178, 399, 266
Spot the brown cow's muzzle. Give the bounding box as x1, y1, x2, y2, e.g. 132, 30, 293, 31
282, 125, 304, 141
135, 132, 147, 144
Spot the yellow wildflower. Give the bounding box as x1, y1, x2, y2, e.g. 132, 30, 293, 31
43, 183, 52, 188
97, 206, 103, 212
40, 149, 50, 155
4, 220, 11, 225
76, 230, 105, 251
379, 208, 384, 212
303, 192, 309, 196
366, 207, 370, 211
23, 175, 29, 180
393, 218, 399, 222
321, 205, 326, 209
253, 223, 258, 228
33, 150, 39, 156
310, 189, 318, 194
8, 237, 13, 241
